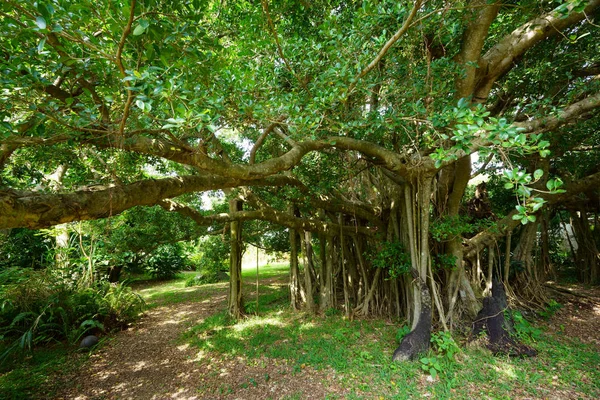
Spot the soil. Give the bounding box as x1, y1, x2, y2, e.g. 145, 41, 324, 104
542, 283, 600, 350
49, 282, 600, 400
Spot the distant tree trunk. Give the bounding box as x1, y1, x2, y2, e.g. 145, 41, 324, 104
55, 224, 70, 269
302, 231, 316, 313
571, 210, 600, 284
108, 265, 123, 283
513, 222, 547, 307
289, 219, 302, 310
319, 235, 335, 312
228, 198, 244, 318
51, 165, 70, 270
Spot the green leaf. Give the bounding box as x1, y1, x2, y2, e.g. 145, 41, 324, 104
430, 368, 437, 378
420, 357, 429, 364
533, 169, 543, 180
133, 24, 146, 36
35, 16, 47, 30
503, 182, 514, 189
37, 38, 46, 54
527, 215, 537, 223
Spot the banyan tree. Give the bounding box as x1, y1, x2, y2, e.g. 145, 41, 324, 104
1, 0, 599, 357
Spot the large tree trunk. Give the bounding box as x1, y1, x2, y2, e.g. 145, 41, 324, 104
393, 271, 431, 361
472, 279, 536, 357
393, 176, 434, 361
228, 198, 244, 318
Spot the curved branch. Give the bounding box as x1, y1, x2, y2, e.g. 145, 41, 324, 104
474, 0, 600, 101
93, 134, 417, 179
346, 0, 422, 96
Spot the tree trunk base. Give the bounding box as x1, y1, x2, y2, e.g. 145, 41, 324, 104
392, 276, 431, 362
472, 279, 536, 357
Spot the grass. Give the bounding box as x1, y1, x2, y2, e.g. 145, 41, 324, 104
179, 265, 600, 399
241, 261, 290, 280
133, 262, 290, 308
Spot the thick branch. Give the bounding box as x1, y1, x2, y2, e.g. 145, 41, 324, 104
514, 91, 600, 133
93, 134, 417, 179
474, 0, 600, 101
455, 0, 500, 98
159, 199, 376, 237
0, 174, 296, 230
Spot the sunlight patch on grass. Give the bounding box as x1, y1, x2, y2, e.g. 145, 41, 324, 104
494, 362, 517, 379
299, 322, 316, 330
241, 262, 289, 280
233, 316, 287, 332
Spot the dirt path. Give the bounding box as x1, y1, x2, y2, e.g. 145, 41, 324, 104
543, 283, 600, 349
53, 283, 345, 400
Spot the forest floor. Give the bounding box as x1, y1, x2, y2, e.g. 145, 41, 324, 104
20, 268, 600, 399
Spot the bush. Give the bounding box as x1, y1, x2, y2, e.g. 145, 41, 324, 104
96, 282, 146, 330
195, 236, 230, 277
144, 243, 187, 280
0, 268, 145, 365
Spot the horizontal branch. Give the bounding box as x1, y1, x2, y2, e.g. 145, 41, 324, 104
514, 91, 600, 133
0, 174, 296, 230
438, 92, 600, 168
159, 199, 377, 237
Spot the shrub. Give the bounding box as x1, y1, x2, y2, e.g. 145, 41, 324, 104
184, 271, 229, 287
96, 282, 146, 330
195, 236, 230, 279
144, 243, 187, 280
0, 269, 145, 365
